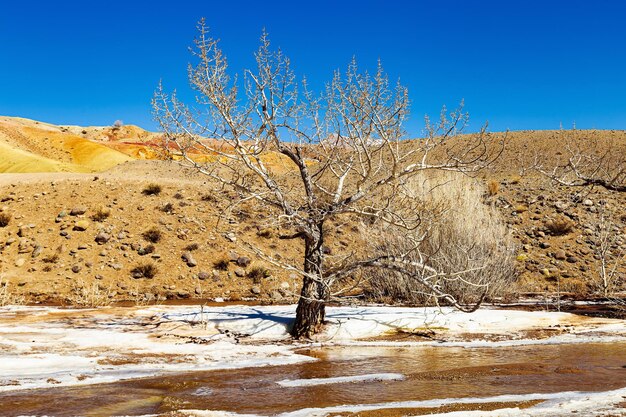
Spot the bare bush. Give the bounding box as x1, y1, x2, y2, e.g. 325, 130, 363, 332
90, 207, 111, 222
0, 280, 25, 306
68, 280, 110, 307
365, 173, 516, 306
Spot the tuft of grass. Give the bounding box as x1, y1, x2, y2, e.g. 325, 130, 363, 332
131, 263, 158, 279
487, 180, 499, 196
184, 243, 199, 251
90, 207, 111, 222
213, 256, 230, 271
160, 202, 174, 213
247, 265, 270, 284
42, 253, 60, 264
173, 192, 184, 200
200, 194, 216, 203
0, 280, 25, 306
545, 217, 575, 236
142, 227, 162, 243
69, 280, 111, 307
0, 213, 11, 228
142, 183, 162, 196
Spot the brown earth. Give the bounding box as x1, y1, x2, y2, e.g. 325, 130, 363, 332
0, 117, 624, 305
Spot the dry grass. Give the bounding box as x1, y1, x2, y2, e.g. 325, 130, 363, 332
366, 172, 516, 305
131, 263, 158, 279
90, 207, 111, 222
142, 183, 162, 196
213, 256, 230, 271
142, 227, 162, 243
487, 180, 499, 196
247, 264, 271, 284
184, 243, 200, 251
0, 280, 25, 306
68, 280, 110, 307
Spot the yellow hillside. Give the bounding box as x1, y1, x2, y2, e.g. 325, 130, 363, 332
0, 116, 134, 173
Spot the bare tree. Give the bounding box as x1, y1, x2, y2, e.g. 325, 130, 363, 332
533, 138, 626, 193
592, 206, 625, 296
152, 20, 501, 338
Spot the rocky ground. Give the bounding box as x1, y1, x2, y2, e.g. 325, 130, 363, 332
0, 122, 624, 306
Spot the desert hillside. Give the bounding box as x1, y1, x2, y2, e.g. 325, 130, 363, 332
0, 118, 624, 306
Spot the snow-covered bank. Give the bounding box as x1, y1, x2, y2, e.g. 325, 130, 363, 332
180, 387, 626, 417
0, 304, 624, 393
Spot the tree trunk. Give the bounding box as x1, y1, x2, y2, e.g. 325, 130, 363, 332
291, 227, 328, 338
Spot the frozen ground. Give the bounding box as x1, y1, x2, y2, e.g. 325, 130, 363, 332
0, 304, 625, 416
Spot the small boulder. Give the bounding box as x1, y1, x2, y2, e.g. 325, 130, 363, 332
234, 267, 246, 277
250, 286, 261, 294
73, 220, 90, 231
554, 250, 567, 260
236, 256, 251, 267
182, 251, 197, 267
198, 271, 210, 280
70, 207, 88, 216
94, 232, 111, 245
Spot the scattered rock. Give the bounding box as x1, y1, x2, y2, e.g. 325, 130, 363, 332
182, 251, 197, 267
73, 220, 90, 231
94, 232, 111, 245
15, 258, 26, 267
198, 271, 210, 280
71, 265, 81, 273
70, 207, 88, 216
234, 268, 246, 277
250, 286, 261, 294
554, 250, 567, 260
236, 256, 251, 267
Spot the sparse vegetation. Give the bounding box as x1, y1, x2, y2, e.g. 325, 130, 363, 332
184, 243, 199, 251
545, 217, 574, 236
256, 229, 273, 239
90, 207, 111, 222
0, 280, 25, 306
248, 265, 271, 284
142, 227, 162, 243
213, 256, 230, 271
173, 192, 184, 199
131, 263, 158, 279
142, 183, 162, 196
69, 280, 111, 307
487, 180, 500, 196
42, 253, 60, 264
0, 213, 11, 228
160, 202, 174, 213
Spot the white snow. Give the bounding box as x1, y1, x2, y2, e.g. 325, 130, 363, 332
180, 387, 626, 417
0, 304, 624, 393
276, 372, 405, 387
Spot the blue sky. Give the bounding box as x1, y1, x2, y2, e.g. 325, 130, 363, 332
1, 0, 625, 134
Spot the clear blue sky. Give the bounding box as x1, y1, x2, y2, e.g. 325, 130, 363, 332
1, 0, 625, 134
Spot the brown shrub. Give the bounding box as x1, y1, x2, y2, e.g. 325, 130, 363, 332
90, 208, 111, 222
142, 184, 162, 196
131, 263, 158, 279
487, 180, 499, 196
247, 265, 270, 284
184, 243, 199, 251
142, 227, 162, 243
213, 256, 230, 271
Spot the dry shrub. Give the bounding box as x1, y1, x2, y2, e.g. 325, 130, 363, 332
142, 183, 162, 196
365, 172, 516, 305
213, 256, 230, 271
185, 243, 199, 251
42, 253, 60, 264
256, 229, 273, 238
487, 180, 499, 196
142, 227, 162, 243
69, 280, 110, 307
0, 280, 25, 306
161, 202, 174, 213
545, 217, 574, 236
131, 263, 158, 279
0, 213, 11, 228
90, 207, 111, 222
247, 264, 270, 284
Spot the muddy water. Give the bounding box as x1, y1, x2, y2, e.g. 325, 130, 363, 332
1, 342, 625, 416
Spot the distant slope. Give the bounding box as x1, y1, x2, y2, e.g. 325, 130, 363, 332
0, 116, 134, 173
